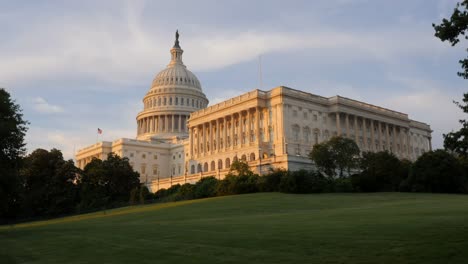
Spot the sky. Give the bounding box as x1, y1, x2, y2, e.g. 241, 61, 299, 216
1, 0, 466, 160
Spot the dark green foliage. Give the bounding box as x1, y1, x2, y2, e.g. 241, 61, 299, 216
433, 0, 468, 79
279, 170, 328, 194
20, 149, 79, 217
443, 93, 468, 158
216, 174, 260, 195
352, 151, 409, 192
258, 169, 287, 192
309, 136, 360, 178
194, 177, 218, 198
0, 89, 28, 220
175, 183, 195, 201
332, 177, 354, 192
406, 150, 467, 193
79, 153, 140, 209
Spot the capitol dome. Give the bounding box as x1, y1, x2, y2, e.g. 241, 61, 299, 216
136, 31, 209, 141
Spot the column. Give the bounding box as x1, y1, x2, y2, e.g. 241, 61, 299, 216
336, 112, 341, 136
354, 116, 358, 143
223, 117, 227, 150
363, 119, 368, 150
197, 126, 201, 157
399, 127, 404, 157
203, 123, 207, 155
370, 120, 375, 152
171, 115, 175, 132
190, 127, 194, 157
165, 115, 169, 132
209, 121, 213, 154
392, 125, 397, 154
345, 114, 350, 138
216, 118, 220, 152
378, 121, 382, 151
407, 131, 411, 157
231, 114, 235, 148
256, 107, 261, 143
385, 123, 390, 151
178, 115, 182, 132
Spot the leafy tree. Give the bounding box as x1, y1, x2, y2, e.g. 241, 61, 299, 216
194, 176, 218, 198
216, 160, 259, 195
352, 151, 409, 192
406, 150, 467, 193
433, 0, 468, 79
21, 149, 79, 217
79, 153, 140, 209
434, 1, 468, 158
443, 94, 468, 158
309, 136, 360, 178
258, 168, 287, 192
0, 89, 28, 219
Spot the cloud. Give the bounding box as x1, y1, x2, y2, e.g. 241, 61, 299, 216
32, 97, 64, 114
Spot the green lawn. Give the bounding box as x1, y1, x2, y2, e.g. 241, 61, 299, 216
2, 193, 468, 263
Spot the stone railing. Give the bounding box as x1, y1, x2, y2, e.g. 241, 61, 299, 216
332, 96, 408, 119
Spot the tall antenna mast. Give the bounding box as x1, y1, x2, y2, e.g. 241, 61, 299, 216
258, 55, 263, 90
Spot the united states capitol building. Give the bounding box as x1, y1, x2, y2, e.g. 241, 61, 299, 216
76, 32, 432, 192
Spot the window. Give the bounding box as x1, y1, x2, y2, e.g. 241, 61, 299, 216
130, 153, 134, 158
292, 125, 300, 141
314, 115, 318, 121
293, 110, 298, 117
154, 154, 158, 160
142, 154, 146, 159
141, 165, 146, 174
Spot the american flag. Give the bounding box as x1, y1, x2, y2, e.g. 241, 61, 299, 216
97, 128, 102, 134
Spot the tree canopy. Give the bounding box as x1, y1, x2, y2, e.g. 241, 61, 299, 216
0, 88, 28, 219
309, 136, 360, 178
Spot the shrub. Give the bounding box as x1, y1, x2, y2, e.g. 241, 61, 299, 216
194, 177, 218, 198
407, 150, 467, 193
174, 183, 195, 201
332, 177, 354, 192
279, 170, 328, 193
258, 169, 287, 192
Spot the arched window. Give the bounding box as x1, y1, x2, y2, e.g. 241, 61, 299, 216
241, 154, 247, 161
233, 156, 238, 162
175, 97, 178, 105
292, 125, 300, 141
218, 159, 223, 170
181, 98, 184, 105
158, 98, 161, 106
210, 161, 215, 171
263, 152, 268, 159
314, 129, 320, 145
169, 97, 173, 105
250, 153, 255, 161
303, 126, 311, 143
163, 97, 167, 105
197, 164, 202, 173
204, 162, 208, 172
225, 158, 231, 169
191, 165, 195, 174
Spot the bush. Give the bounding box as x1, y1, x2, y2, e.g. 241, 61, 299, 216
174, 183, 195, 201
332, 177, 354, 192
215, 174, 260, 196
407, 150, 467, 193
279, 170, 328, 193
194, 177, 218, 198
258, 169, 287, 192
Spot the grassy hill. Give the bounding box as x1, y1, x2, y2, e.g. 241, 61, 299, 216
1, 193, 468, 263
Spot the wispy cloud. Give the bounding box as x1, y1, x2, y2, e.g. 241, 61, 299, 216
32, 97, 64, 114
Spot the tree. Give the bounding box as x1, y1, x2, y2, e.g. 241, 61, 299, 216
79, 153, 140, 209
433, 0, 468, 79
21, 149, 79, 217
309, 136, 360, 178
0, 88, 28, 220
352, 151, 409, 192
443, 94, 468, 158
406, 150, 467, 193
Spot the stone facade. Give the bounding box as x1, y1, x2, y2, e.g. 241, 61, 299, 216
75, 32, 432, 192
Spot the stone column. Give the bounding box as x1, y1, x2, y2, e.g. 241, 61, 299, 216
378, 121, 383, 151
345, 114, 350, 138
231, 114, 235, 148
209, 121, 213, 154
399, 127, 404, 157
171, 115, 175, 132
216, 118, 220, 152
190, 127, 194, 157
165, 115, 169, 132
392, 125, 397, 154
363, 119, 368, 150
223, 117, 227, 150
385, 123, 390, 151
354, 116, 358, 143
336, 112, 341, 136
178, 115, 182, 132
256, 107, 261, 143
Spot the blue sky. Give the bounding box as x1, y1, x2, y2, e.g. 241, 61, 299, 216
1, 0, 466, 160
